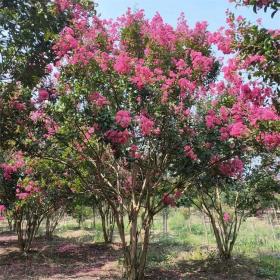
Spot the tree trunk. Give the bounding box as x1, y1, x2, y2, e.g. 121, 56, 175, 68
45, 215, 52, 240
100, 211, 109, 243
98, 203, 115, 243
116, 210, 152, 280
162, 208, 168, 234
92, 206, 96, 229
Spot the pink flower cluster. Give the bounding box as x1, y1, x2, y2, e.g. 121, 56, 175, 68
89, 92, 109, 108
238, 0, 273, 8
190, 50, 214, 73
114, 52, 132, 74
131, 64, 154, 89
0, 205, 6, 221
258, 132, 280, 149
219, 157, 244, 178
0, 152, 25, 180
229, 122, 249, 138
162, 191, 182, 206
138, 115, 154, 136
129, 145, 141, 159
223, 212, 231, 223
54, 27, 78, 57
162, 193, 176, 206
55, 0, 72, 12
10, 101, 26, 111
105, 129, 130, 144
184, 145, 198, 161
115, 110, 131, 128
84, 127, 95, 142
205, 110, 221, 129
29, 110, 59, 139
38, 88, 49, 102
16, 180, 40, 200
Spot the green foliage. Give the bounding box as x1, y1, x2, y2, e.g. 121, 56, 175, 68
0, 0, 65, 88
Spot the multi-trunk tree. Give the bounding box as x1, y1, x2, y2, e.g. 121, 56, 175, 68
28, 2, 280, 278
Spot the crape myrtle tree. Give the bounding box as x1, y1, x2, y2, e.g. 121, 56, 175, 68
0, 152, 47, 252
29, 2, 280, 278
35, 6, 222, 279
168, 6, 280, 259
176, 11, 280, 258
0, 0, 93, 242
34, 158, 75, 240
0, 152, 75, 250
183, 157, 280, 260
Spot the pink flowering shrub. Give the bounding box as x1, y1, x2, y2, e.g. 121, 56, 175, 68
38, 4, 280, 278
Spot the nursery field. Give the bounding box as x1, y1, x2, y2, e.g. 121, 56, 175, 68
1, 0, 280, 280
1, 209, 280, 280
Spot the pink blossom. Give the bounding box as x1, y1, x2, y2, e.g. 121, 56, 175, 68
162, 193, 175, 206
153, 127, 161, 135
190, 50, 213, 73
143, 13, 176, 49
84, 127, 95, 141
1, 164, 17, 180
138, 115, 154, 136
129, 145, 141, 159
258, 132, 280, 149
38, 88, 49, 102
115, 110, 131, 128
205, 110, 221, 129
16, 192, 29, 200
174, 190, 182, 199
55, 0, 71, 12
105, 129, 130, 144
54, 27, 78, 57
89, 92, 109, 107
43, 118, 59, 138
131, 64, 154, 89
219, 106, 229, 121
178, 78, 196, 93
114, 52, 131, 74
12, 101, 26, 111
250, 107, 278, 125
223, 212, 231, 223
30, 110, 45, 123
184, 145, 198, 161
229, 122, 249, 138
219, 157, 244, 178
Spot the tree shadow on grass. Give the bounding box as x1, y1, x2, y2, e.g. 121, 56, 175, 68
146, 255, 267, 280
0, 233, 123, 280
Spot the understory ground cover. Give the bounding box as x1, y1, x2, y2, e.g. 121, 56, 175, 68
0, 209, 279, 280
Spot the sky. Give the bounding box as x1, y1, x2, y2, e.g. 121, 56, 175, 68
96, 0, 279, 31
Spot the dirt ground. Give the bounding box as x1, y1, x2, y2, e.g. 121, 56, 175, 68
0, 232, 266, 280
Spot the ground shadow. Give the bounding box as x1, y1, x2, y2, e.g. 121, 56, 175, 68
0, 232, 275, 280
0, 233, 123, 280
146, 255, 265, 280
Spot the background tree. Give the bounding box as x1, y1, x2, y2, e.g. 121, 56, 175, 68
231, 0, 280, 17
